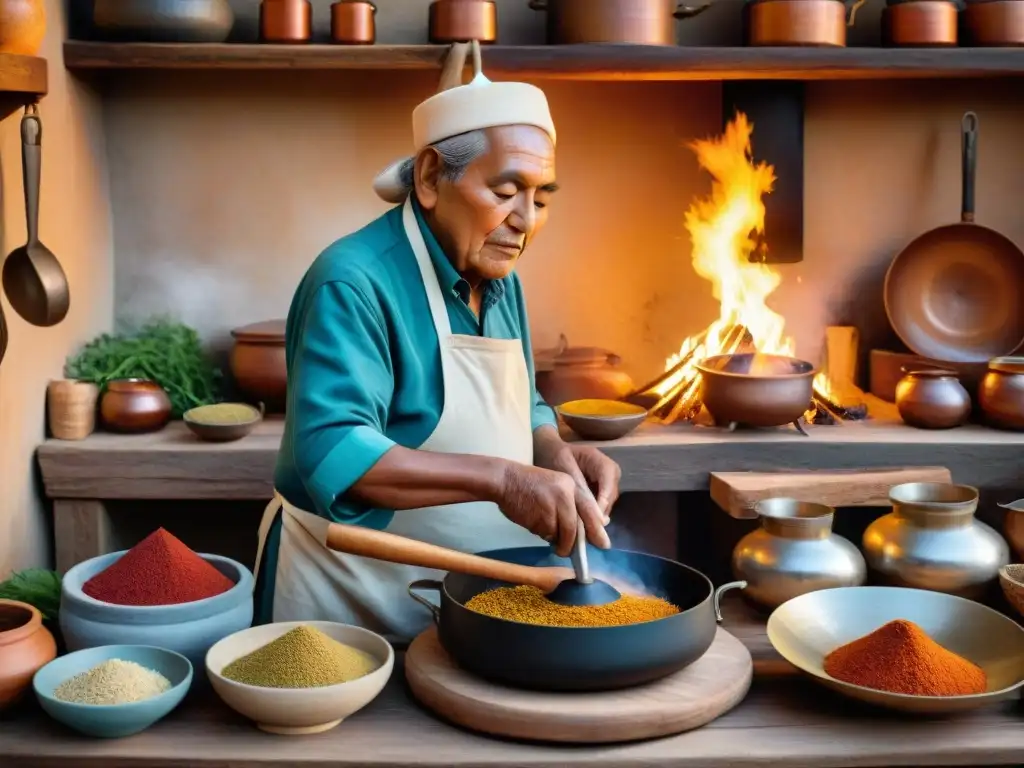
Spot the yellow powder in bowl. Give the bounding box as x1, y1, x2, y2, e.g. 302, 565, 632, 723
558, 400, 646, 418
185, 403, 260, 425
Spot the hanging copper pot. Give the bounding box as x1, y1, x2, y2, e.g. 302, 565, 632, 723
528, 0, 711, 45
882, 0, 958, 46
744, 0, 866, 46
429, 0, 498, 43
332, 0, 376, 44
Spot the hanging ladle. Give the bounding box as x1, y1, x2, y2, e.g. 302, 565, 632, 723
325, 516, 621, 607
2, 104, 70, 328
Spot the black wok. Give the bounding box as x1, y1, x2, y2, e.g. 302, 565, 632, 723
408, 546, 746, 692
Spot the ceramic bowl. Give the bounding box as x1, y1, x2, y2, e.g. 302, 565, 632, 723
60, 551, 254, 669
999, 564, 1024, 618
556, 399, 648, 441
205, 621, 394, 735
767, 586, 1024, 713
33, 645, 192, 738
183, 402, 263, 442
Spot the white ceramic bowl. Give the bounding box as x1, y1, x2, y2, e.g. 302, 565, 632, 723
205, 621, 394, 735
767, 586, 1024, 713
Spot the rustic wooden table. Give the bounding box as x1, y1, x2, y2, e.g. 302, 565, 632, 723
35, 416, 1024, 572
2, 598, 1021, 768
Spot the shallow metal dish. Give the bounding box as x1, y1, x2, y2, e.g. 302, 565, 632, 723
767, 586, 1024, 713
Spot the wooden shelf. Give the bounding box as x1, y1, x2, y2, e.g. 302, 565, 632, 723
36, 415, 1024, 500
63, 41, 1024, 81
0, 52, 47, 119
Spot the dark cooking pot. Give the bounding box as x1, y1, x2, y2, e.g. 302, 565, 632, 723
408, 546, 746, 692
696, 352, 816, 428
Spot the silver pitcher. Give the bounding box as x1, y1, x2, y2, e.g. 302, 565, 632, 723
731, 498, 866, 609
863, 482, 1009, 598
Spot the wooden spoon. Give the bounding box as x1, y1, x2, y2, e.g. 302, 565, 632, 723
325, 522, 574, 593
1, 105, 70, 328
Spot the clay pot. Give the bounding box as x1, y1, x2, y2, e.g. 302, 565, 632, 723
230, 320, 287, 413
0, 0, 45, 56
100, 378, 173, 433
0, 599, 57, 711
895, 369, 971, 429
534, 335, 635, 407
979, 357, 1024, 431
47, 379, 100, 440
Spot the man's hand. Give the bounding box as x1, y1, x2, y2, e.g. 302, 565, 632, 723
533, 425, 620, 550
494, 463, 590, 557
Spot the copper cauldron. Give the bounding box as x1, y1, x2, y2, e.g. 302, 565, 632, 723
695, 353, 816, 429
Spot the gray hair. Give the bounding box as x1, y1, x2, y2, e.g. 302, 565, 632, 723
397, 129, 489, 197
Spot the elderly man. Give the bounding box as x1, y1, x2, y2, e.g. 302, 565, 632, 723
253, 47, 622, 638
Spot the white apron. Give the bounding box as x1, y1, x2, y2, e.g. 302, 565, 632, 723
254, 198, 544, 641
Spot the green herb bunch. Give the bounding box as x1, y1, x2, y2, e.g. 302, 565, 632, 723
0, 568, 61, 621
65, 318, 222, 418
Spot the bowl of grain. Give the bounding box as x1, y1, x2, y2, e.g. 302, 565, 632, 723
183, 402, 263, 442
556, 399, 648, 441
205, 621, 394, 735
33, 644, 192, 738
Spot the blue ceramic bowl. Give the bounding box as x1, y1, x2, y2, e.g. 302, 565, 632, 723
33, 645, 192, 738
60, 551, 254, 669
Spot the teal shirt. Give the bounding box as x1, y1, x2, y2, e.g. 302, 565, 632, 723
256, 201, 556, 622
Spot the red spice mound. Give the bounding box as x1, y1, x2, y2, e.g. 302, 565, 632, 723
82, 528, 234, 606
823, 619, 987, 697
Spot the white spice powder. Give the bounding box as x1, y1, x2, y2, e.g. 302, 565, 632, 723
53, 658, 173, 705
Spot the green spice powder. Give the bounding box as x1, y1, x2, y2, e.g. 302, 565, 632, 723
221, 626, 380, 688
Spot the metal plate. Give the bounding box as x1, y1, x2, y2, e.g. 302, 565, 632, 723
884, 223, 1024, 363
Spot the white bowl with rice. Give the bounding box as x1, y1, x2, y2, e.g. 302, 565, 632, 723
205, 621, 394, 735
33, 644, 192, 738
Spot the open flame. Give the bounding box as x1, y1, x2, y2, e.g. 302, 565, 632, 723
646, 113, 795, 421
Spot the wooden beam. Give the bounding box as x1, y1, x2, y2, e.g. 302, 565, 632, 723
35, 418, 1024, 499
62, 42, 1024, 81
709, 467, 953, 520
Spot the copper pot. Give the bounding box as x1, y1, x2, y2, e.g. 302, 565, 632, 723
100, 378, 173, 434
534, 335, 635, 407
962, 0, 1024, 46
332, 0, 375, 44
882, 0, 958, 46
894, 369, 971, 429
695, 353, 816, 428
744, 0, 866, 46
430, 0, 497, 43
0, 600, 57, 711
978, 357, 1024, 430
259, 0, 311, 43
528, 0, 711, 45
230, 320, 287, 413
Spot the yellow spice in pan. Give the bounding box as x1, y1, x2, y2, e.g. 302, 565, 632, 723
464, 585, 679, 628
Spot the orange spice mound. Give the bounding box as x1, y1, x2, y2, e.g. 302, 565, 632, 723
823, 619, 987, 697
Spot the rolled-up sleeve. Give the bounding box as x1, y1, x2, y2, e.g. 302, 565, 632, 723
289, 281, 396, 520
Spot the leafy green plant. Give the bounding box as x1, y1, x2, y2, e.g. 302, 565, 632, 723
0, 568, 61, 621
65, 318, 222, 418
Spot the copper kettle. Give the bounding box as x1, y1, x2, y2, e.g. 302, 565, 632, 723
534, 334, 635, 406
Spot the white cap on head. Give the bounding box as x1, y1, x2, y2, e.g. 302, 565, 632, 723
373, 42, 556, 204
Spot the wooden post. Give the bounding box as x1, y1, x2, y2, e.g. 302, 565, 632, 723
53, 500, 115, 574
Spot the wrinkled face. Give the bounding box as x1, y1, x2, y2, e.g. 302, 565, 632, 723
414, 125, 558, 285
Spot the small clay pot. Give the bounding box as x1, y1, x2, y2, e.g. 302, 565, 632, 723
47, 379, 100, 440
100, 378, 173, 433
534, 335, 635, 407
0, 0, 45, 56
895, 369, 971, 429
230, 320, 287, 413
0, 599, 57, 711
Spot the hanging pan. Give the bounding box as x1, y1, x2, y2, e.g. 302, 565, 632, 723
884, 112, 1024, 364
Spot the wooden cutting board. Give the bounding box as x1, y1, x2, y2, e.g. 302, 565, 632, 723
404, 625, 752, 744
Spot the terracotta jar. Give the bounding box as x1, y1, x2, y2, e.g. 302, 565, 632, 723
0, 0, 45, 56
534, 335, 635, 407
894, 369, 971, 429
100, 378, 173, 433
0, 599, 57, 711
230, 320, 287, 413
978, 357, 1024, 431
